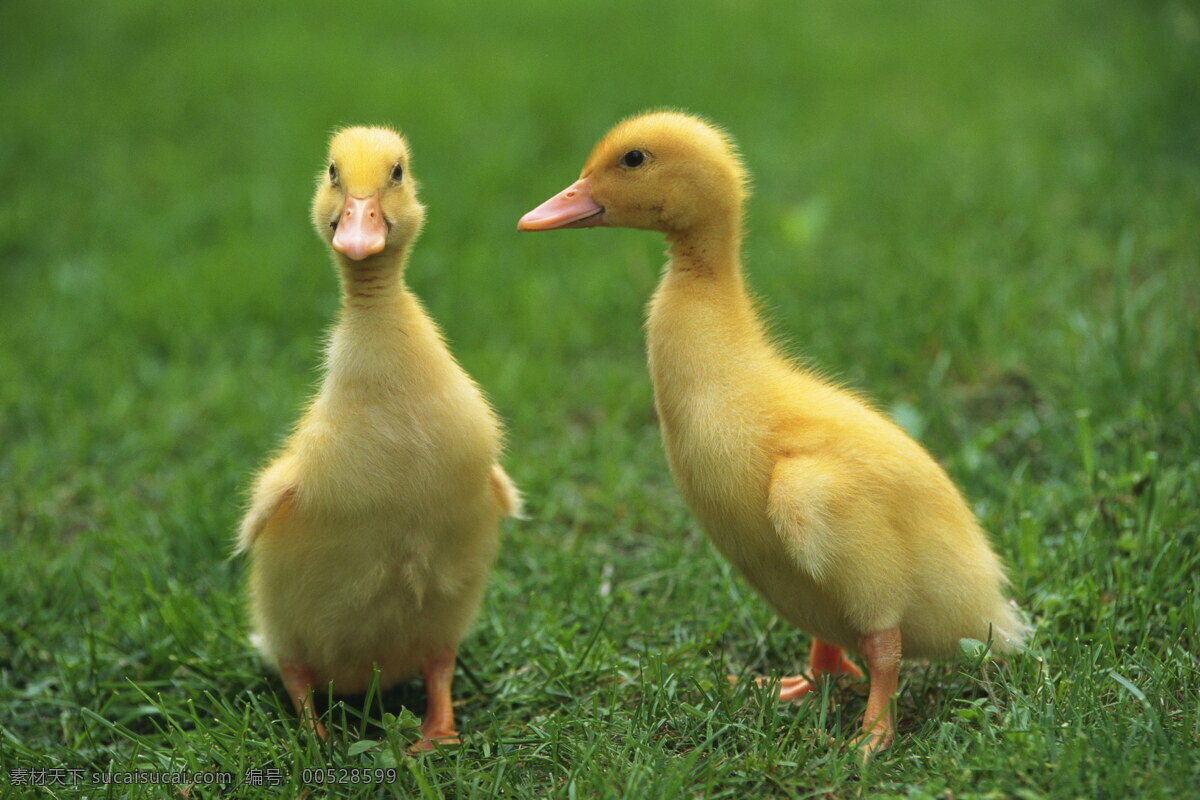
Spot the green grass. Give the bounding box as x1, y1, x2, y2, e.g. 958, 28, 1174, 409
2, 0, 1198, 797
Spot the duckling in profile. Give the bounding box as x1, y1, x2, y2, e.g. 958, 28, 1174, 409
238, 125, 521, 750
520, 111, 1025, 756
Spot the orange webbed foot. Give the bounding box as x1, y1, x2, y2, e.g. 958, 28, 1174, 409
727, 672, 821, 700
775, 674, 819, 701
729, 639, 864, 702
408, 729, 461, 754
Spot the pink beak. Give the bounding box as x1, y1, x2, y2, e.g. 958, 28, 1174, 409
518, 178, 605, 231
332, 194, 388, 260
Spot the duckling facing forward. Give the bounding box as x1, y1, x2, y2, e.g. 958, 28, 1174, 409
519, 111, 1025, 756
238, 126, 520, 750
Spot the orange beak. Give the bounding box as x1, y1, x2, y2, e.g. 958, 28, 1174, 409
518, 178, 604, 231
332, 194, 388, 260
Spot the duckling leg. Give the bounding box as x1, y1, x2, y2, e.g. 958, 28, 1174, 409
810, 639, 863, 680
278, 659, 327, 739
854, 627, 901, 758
410, 646, 461, 753
773, 639, 864, 700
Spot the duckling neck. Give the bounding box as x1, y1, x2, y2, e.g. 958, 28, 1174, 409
648, 223, 774, 399
335, 249, 406, 311
326, 248, 442, 387
664, 219, 743, 280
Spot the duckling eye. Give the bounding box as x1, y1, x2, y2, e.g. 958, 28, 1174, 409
620, 150, 645, 168
391, 163, 404, 183
328, 162, 339, 185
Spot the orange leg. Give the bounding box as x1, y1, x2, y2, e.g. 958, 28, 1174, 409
734, 638, 864, 700
810, 639, 863, 680
854, 627, 901, 759
279, 659, 327, 740
775, 638, 864, 700
410, 646, 460, 753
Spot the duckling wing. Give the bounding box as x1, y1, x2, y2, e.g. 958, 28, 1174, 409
488, 464, 524, 519
764, 453, 913, 642
237, 477, 296, 553
764, 455, 843, 582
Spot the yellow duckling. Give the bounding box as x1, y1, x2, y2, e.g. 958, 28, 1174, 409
238, 125, 520, 750
519, 111, 1025, 755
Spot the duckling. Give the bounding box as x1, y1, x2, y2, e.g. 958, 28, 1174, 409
519, 111, 1025, 756
238, 125, 520, 750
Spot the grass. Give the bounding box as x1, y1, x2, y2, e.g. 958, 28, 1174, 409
2, 0, 1198, 796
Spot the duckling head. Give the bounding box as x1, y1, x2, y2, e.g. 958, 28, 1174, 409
312, 126, 426, 263
519, 110, 748, 237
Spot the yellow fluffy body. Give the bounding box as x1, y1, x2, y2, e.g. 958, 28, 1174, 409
647, 284, 1025, 657
238, 126, 519, 695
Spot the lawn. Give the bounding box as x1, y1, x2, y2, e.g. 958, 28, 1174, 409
2, 0, 1198, 797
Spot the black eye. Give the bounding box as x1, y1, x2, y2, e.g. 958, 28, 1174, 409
328, 162, 338, 184
620, 150, 645, 168
391, 163, 404, 183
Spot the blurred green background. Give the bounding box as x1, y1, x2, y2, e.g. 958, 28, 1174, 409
2, 1, 1197, 797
